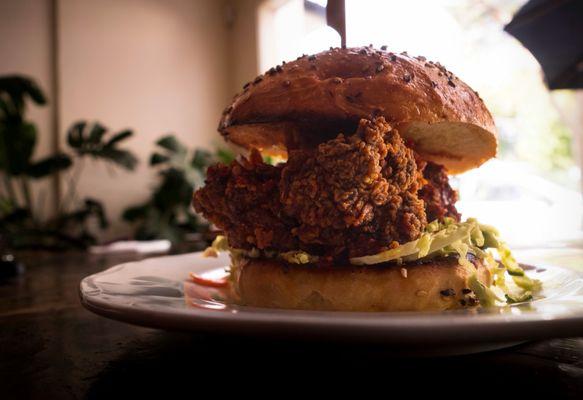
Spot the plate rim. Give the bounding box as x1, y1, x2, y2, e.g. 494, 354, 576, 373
79, 251, 583, 343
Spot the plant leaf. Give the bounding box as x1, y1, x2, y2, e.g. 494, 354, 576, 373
150, 153, 170, 165
67, 121, 87, 149
216, 148, 235, 164
156, 135, 186, 154
122, 203, 150, 222
97, 148, 138, 170
26, 154, 72, 178
84, 198, 109, 229
0, 76, 47, 118
87, 123, 106, 144
191, 149, 212, 170
105, 129, 132, 147
0, 121, 37, 175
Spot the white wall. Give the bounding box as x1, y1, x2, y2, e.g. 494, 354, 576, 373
0, 0, 56, 219
57, 0, 232, 237
0, 0, 264, 239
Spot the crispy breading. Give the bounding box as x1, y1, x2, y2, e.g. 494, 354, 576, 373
192, 150, 297, 251
418, 161, 461, 222
193, 118, 458, 260
280, 118, 426, 257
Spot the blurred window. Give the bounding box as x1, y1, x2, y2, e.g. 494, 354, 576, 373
257, 0, 583, 246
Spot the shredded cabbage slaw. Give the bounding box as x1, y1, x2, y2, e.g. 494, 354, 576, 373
206, 217, 541, 306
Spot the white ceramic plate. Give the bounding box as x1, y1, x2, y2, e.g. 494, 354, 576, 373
80, 248, 583, 356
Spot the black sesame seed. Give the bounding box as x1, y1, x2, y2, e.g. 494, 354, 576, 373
359, 49, 367, 55
431, 81, 437, 88
440, 288, 456, 297
459, 299, 467, 306
390, 54, 397, 62
276, 65, 283, 72
253, 76, 263, 84
267, 67, 276, 75
381, 45, 387, 50
403, 74, 412, 83
447, 79, 456, 88
332, 77, 342, 84
462, 288, 472, 294
308, 54, 316, 61
243, 82, 251, 89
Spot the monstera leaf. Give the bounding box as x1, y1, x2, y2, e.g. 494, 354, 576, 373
0, 120, 37, 175
0, 76, 47, 120
124, 135, 234, 244
66, 122, 137, 170
26, 154, 72, 178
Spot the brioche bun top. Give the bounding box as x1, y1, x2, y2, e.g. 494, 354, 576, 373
219, 46, 497, 174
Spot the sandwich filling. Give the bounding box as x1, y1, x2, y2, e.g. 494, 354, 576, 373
193, 117, 540, 306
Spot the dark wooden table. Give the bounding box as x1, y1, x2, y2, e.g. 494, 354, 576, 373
1, 250, 582, 399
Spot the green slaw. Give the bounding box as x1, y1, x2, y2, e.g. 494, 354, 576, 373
206, 217, 541, 306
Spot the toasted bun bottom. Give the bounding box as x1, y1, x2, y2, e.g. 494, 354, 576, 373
232, 256, 491, 312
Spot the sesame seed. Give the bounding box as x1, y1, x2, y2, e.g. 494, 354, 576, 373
416, 290, 428, 297
332, 77, 342, 84
447, 79, 456, 88
431, 81, 437, 88
308, 54, 316, 61
380, 45, 387, 50
403, 74, 412, 83
400, 268, 408, 278
376, 64, 385, 73
440, 288, 456, 297
253, 76, 263, 84
462, 288, 472, 294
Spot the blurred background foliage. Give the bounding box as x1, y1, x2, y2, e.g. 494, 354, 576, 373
122, 135, 233, 244
0, 76, 138, 249
0, 75, 233, 250
445, 0, 576, 184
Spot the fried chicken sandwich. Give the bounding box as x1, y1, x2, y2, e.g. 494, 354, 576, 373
193, 46, 540, 311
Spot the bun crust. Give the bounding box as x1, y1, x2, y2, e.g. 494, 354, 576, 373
220, 47, 497, 173
233, 256, 492, 312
